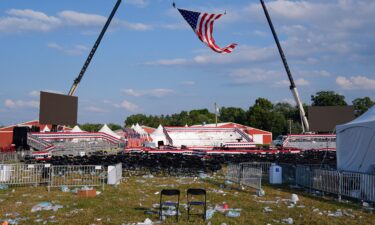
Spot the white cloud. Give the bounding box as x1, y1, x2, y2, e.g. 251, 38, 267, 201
0, 9, 61, 32
229, 68, 281, 85
125, 0, 149, 8
295, 78, 310, 86
273, 78, 310, 88
279, 98, 296, 106
29, 90, 63, 97
4, 99, 39, 109
336, 76, 375, 90
180, 81, 195, 86
0, 8, 152, 34
86, 106, 108, 113
47, 42, 89, 56
115, 100, 139, 112
122, 88, 175, 97
58, 10, 106, 26
144, 58, 189, 66
117, 20, 152, 31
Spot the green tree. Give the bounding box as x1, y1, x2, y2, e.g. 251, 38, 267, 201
108, 123, 122, 131
352, 97, 374, 116
311, 91, 347, 106
188, 109, 216, 125
79, 123, 103, 132
246, 98, 287, 136
124, 114, 149, 127
219, 107, 246, 124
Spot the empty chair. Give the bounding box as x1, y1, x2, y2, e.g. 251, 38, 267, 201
159, 189, 180, 222
187, 188, 207, 221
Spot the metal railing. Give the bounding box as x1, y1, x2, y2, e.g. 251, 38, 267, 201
311, 169, 375, 202
0, 164, 105, 191
48, 165, 105, 191
0, 164, 50, 186
225, 163, 262, 190
0, 152, 30, 163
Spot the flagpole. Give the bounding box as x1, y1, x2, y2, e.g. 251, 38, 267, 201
214, 102, 218, 127
259, 0, 309, 132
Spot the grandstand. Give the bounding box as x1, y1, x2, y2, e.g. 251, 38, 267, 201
163, 127, 255, 149
27, 131, 125, 156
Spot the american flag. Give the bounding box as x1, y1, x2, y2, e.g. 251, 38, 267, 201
177, 8, 237, 53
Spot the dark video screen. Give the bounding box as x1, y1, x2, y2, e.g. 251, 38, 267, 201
308, 106, 355, 132
39, 91, 78, 126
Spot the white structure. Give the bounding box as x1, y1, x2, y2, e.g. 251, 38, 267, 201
133, 123, 148, 136
269, 163, 282, 184
99, 124, 121, 139
165, 127, 253, 149
336, 106, 375, 173
71, 125, 84, 132
41, 125, 50, 132
150, 125, 168, 147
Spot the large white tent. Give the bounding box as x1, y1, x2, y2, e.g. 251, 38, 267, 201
71, 125, 84, 132
99, 124, 121, 139
150, 125, 168, 147
336, 106, 375, 173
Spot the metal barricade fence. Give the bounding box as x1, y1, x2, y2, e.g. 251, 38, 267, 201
0, 164, 50, 186
312, 169, 375, 202
225, 163, 262, 190
225, 164, 242, 184
296, 165, 313, 188
0, 152, 30, 164
279, 163, 296, 184
240, 165, 262, 190
48, 165, 105, 191
240, 162, 271, 179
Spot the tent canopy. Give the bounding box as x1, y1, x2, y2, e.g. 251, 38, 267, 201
336, 106, 375, 173
71, 125, 83, 132
99, 124, 121, 139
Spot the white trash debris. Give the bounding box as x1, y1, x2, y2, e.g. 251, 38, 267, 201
328, 209, 343, 217
263, 206, 273, 213
31, 202, 63, 212
281, 217, 294, 224
291, 194, 299, 204
137, 218, 153, 225
256, 189, 265, 197
363, 202, 370, 207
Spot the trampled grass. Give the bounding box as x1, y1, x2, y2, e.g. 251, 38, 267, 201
0, 173, 374, 225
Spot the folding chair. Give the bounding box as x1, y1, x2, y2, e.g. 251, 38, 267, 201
187, 188, 207, 221
159, 189, 180, 222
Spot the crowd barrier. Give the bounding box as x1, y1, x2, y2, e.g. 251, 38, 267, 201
0, 164, 106, 191
225, 163, 262, 190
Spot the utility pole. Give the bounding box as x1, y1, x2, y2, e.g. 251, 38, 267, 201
214, 102, 218, 127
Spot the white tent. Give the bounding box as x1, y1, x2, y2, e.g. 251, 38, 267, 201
99, 124, 121, 139
71, 125, 83, 132
41, 125, 50, 132
150, 125, 168, 146
134, 123, 148, 136
336, 106, 375, 173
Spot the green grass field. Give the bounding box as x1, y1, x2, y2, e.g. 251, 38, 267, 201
0, 173, 374, 225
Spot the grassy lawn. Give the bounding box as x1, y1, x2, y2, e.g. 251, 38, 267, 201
0, 172, 374, 225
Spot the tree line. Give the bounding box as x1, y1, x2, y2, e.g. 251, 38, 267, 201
124, 91, 374, 137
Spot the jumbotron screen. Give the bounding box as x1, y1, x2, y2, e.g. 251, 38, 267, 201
39, 91, 78, 126
308, 106, 355, 132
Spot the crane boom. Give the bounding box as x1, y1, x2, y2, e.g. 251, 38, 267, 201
260, 0, 309, 132
68, 0, 122, 96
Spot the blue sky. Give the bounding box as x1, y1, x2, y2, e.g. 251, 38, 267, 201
0, 0, 374, 126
